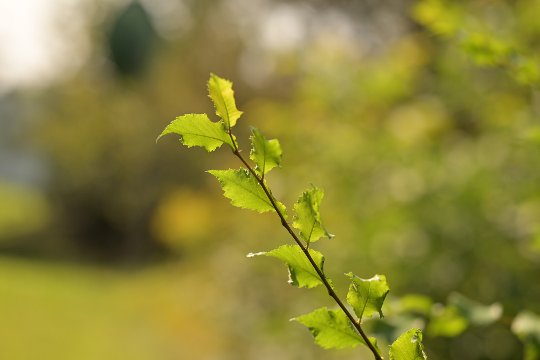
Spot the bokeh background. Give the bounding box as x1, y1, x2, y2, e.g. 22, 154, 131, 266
1, 0, 540, 359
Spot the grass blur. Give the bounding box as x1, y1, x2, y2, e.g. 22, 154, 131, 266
0, 256, 227, 359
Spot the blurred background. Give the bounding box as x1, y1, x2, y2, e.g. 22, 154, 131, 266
1, 0, 539, 359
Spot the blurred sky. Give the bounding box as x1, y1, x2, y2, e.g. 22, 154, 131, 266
0, 0, 193, 94
0, 0, 85, 94
0, 0, 408, 93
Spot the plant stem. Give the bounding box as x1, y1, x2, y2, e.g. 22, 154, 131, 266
231, 147, 383, 360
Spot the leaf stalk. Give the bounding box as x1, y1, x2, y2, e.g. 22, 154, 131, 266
231, 145, 383, 360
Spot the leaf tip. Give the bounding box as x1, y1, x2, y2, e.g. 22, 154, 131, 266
246, 251, 266, 258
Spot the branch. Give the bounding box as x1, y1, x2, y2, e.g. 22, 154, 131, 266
231, 147, 383, 360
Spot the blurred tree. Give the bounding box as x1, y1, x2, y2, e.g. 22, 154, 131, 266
108, 1, 157, 76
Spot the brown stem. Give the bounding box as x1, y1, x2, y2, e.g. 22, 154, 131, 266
231, 147, 383, 360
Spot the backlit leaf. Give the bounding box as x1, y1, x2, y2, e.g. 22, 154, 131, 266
157, 114, 234, 151
389, 329, 427, 360
293, 307, 377, 350
250, 127, 282, 175
346, 273, 390, 321
208, 169, 286, 214
207, 73, 242, 129
248, 244, 327, 288
293, 186, 333, 243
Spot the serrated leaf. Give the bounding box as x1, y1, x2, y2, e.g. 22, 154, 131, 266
208, 169, 286, 215
293, 307, 378, 350
249, 127, 282, 175
157, 114, 235, 151
346, 273, 390, 321
207, 73, 242, 129
248, 245, 328, 288
293, 186, 333, 243
389, 329, 427, 360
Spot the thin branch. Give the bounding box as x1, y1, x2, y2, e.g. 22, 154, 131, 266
231, 147, 383, 360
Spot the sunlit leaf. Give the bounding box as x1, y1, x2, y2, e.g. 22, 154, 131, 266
157, 114, 235, 151
293, 186, 333, 243
389, 328, 427, 360
207, 73, 242, 129
248, 244, 327, 288
293, 307, 377, 350
346, 272, 390, 321
208, 169, 286, 214
250, 127, 282, 175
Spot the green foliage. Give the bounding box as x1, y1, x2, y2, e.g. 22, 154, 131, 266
413, 0, 540, 86
160, 73, 426, 360
248, 245, 327, 289
389, 329, 427, 360
159, 70, 540, 360
292, 186, 333, 244
346, 273, 390, 321
158, 114, 235, 151
250, 128, 282, 176
293, 307, 377, 350
207, 169, 285, 215
207, 73, 243, 130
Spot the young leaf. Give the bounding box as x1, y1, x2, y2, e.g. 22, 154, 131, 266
293, 186, 333, 243
346, 273, 390, 321
389, 329, 427, 360
207, 73, 242, 129
293, 307, 378, 350
249, 127, 282, 175
208, 169, 286, 215
248, 245, 327, 288
157, 114, 235, 151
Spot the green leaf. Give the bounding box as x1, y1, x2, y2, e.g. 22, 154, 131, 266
293, 186, 333, 243
248, 245, 327, 289
512, 311, 540, 360
207, 73, 242, 129
249, 128, 282, 175
293, 307, 377, 350
389, 329, 427, 360
157, 114, 235, 151
207, 169, 286, 215
346, 273, 390, 321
